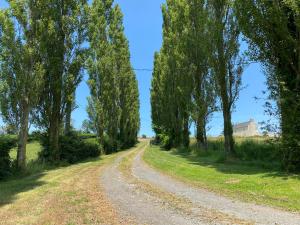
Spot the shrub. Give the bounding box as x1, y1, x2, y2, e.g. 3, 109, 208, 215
0, 135, 18, 150
28, 131, 43, 142
194, 137, 281, 166
158, 133, 172, 150
207, 138, 224, 151
78, 133, 97, 140
39, 132, 101, 164
235, 139, 281, 162
0, 135, 17, 179
60, 134, 101, 163
102, 134, 119, 154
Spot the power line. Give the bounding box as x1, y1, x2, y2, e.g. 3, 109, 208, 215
132, 61, 260, 73
133, 68, 153, 72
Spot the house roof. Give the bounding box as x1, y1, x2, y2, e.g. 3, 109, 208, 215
233, 119, 255, 129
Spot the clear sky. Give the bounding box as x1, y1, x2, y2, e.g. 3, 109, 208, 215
0, 0, 270, 137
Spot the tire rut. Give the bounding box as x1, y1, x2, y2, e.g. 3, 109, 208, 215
101, 143, 214, 225
132, 144, 300, 225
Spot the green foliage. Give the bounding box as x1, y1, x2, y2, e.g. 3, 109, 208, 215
235, 140, 281, 162
59, 134, 101, 164
78, 133, 97, 140
190, 138, 281, 167
151, 1, 194, 148
102, 134, 118, 155
31, 0, 88, 160
235, 0, 300, 171
151, 0, 242, 154
0, 135, 18, 150
39, 132, 101, 164
81, 119, 95, 134
0, 2, 45, 169
158, 133, 172, 150
28, 131, 43, 143
206, 139, 224, 151
0, 135, 17, 179
87, 0, 139, 153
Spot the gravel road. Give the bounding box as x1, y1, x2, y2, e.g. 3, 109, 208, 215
101, 142, 300, 225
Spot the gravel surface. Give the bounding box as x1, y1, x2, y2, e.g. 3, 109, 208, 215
101, 142, 300, 225
101, 148, 207, 225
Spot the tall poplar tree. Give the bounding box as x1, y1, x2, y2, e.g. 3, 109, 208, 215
110, 6, 140, 148
157, 0, 193, 148
151, 52, 164, 139
87, 0, 113, 152
151, 0, 217, 149
0, 3, 44, 169
186, 0, 217, 149
33, 0, 87, 160
152, 0, 242, 154
63, 7, 88, 134
235, 0, 300, 171
208, 0, 243, 155
88, 0, 139, 153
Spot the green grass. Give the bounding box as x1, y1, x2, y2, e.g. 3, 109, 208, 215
0, 150, 122, 224
10, 141, 42, 162
8, 138, 100, 176
0, 141, 138, 224
144, 145, 300, 212
8, 141, 47, 175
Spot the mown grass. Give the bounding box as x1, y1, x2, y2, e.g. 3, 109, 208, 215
0, 140, 125, 225
144, 145, 300, 212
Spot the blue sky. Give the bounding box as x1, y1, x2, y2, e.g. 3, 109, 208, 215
0, 0, 270, 136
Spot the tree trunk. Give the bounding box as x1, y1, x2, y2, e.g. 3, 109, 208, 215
17, 99, 30, 170
196, 115, 207, 149
215, 6, 235, 156
218, 51, 235, 155
65, 98, 72, 135
182, 116, 190, 148
49, 0, 65, 161
97, 113, 104, 153
222, 104, 234, 156
49, 67, 63, 161
49, 107, 60, 161
203, 123, 208, 150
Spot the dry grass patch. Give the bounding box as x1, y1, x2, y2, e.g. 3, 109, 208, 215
0, 153, 128, 225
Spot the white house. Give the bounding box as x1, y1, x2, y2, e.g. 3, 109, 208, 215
233, 119, 260, 137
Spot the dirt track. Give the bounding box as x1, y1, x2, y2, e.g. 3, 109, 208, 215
101, 141, 300, 225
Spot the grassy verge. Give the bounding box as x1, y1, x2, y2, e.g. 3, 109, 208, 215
143, 145, 300, 212
0, 141, 128, 225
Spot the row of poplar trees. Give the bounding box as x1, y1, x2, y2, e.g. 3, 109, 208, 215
151, 0, 300, 171
87, 0, 140, 154
0, 0, 139, 170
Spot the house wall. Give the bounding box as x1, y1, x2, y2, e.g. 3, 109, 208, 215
233, 121, 259, 137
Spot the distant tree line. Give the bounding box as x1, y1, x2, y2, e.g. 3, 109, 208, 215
151, 0, 300, 171
0, 0, 139, 171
